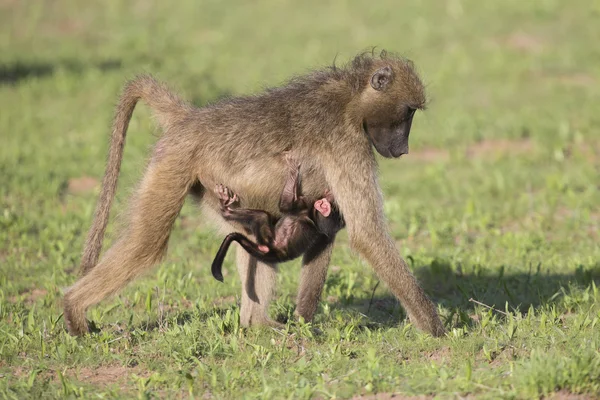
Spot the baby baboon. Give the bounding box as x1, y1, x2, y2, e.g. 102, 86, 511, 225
64, 50, 446, 337
211, 155, 344, 282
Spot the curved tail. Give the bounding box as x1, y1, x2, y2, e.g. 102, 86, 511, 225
211, 233, 238, 282
80, 75, 191, 274
212, 233, 279, 282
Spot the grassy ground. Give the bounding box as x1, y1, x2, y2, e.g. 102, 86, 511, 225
1, 0, 600, 398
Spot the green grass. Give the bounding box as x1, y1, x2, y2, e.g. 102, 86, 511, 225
1, 0, 600, 398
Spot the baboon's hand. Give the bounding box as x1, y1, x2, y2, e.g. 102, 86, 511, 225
283, 151, 301, 171
215, 184, 238, 208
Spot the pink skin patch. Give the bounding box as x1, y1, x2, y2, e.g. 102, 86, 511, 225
314, 198, 331, 217
258, 245, 270, 253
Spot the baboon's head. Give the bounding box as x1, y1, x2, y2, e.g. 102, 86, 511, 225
311, 190, 344, 238
355, 52, 427, 158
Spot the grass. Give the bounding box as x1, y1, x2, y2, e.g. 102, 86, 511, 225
1, 0, 600, 398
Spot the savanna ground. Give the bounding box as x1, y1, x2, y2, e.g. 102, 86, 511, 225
1, 1, 599, 399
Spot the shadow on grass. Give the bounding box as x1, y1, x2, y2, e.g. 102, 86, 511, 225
105, 260, 600, 335
0, 59, 122, 85
331, 259, 600, 329
135, 307, 234, 332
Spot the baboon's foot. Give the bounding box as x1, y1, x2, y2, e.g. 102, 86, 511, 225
240, 312, 284, 330
63, 302, 90, 336
215, 184, 238, 208
408, 308, 447, 338
421, 316, 446, 338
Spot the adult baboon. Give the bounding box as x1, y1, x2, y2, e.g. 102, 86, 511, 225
210, 153, 344, 282
63, 50, 446, 337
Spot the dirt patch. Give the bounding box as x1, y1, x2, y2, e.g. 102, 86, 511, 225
7, 366, 26, 378
326, 295, 339, 303
564, 141, 600, 164
212, 295, 236, 307
26, 288, 47, 303
504, 32, 545, 53
56, 19, 84, 36
546, 390, 596, 400
67, 176, 99, 194
425, 346, 451, 363
351, 394, 432, 400
555, 73, 596, 87
8, 288, 48, 305
466, 138, 534, 159
6, 366, 57, 383
72, 366, 145, 387
7, 364, 150, 389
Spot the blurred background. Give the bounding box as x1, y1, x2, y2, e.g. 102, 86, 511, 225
1, 1, 599, 397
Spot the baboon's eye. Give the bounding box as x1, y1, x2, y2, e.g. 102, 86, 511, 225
398, 107, 416, 122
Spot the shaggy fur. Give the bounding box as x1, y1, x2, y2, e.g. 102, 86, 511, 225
64, 50, 444, 337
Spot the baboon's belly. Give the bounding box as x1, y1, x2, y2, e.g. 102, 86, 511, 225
197, 155, 327, 216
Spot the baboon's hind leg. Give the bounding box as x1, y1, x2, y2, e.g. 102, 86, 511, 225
64, 161, 193, 335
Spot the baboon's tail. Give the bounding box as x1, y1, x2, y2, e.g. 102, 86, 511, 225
211, 234, 238, 282
212, 233, 281, 282
79, 75, 191, 275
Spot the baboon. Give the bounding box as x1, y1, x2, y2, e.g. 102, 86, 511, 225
211, 154, 344, 282
63, 50, 446, 337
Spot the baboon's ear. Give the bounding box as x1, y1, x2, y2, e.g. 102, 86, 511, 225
370, 66, 394, 91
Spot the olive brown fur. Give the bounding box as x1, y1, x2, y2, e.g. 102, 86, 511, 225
63, 50, 445, 337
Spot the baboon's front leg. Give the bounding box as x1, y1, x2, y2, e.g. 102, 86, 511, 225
295, 236, 335, 321
322, 157, 446, 337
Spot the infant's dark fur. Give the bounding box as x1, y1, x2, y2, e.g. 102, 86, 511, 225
211, 158, 344, 282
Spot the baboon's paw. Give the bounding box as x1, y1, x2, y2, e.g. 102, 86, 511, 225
215, 184, 238, 207
283, 152, 300, 170
64, 309, 90, 336
215, 184, 231, 204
